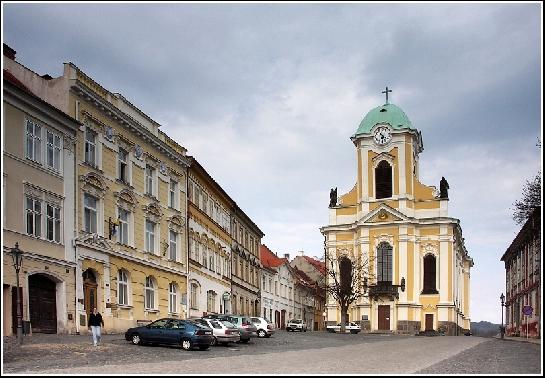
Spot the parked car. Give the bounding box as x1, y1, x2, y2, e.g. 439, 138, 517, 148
326, 322, 361, 334
211, 314, 257, 343
250, 317, 275, 338
195, 318, 241, 346
286, 319, 307, 332
124, 318, 214, 350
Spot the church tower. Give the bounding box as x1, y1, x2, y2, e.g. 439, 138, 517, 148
321, 89, 473, 335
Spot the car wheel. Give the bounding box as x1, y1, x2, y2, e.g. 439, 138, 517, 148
240, 338, 249, 343
199, 345, 210, 351
328, 329, 335, 333
257, 330, 266, 338
181, 339, 193, 351
210, 337, 217, 346
131, 334, 141, 345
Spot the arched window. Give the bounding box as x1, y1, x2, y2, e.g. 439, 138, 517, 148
118, 270, 129, 306
423, 254, 438, 294
377, 242, 393, 284
169, 283, 178, 313
145, 276, 156, 310
375, 160, 392, 199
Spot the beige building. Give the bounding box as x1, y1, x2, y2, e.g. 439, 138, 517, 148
4, 46, 191, 333
3, 46, 80, 335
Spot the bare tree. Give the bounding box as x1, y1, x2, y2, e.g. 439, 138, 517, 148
512, 170, 541, 225
321, 250, 374, 334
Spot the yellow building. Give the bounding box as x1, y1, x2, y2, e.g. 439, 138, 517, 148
5, 51, 191, 334
320, 98, 473, 335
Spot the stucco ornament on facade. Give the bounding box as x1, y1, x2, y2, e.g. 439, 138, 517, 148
168, 215, 185, 233
80, 172, 108, 198
142, 202, 163, 223
372, 152, 396, 168
374, 234, 394, 249
421, 242, 438, 257
114, 188, 137, 211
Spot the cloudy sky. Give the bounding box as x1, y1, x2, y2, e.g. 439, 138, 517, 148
2, 3, 542, 323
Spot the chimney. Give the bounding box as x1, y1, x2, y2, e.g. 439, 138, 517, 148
298, 250, 304, 256
284, 253, 290, 260
3, 43, 16, 60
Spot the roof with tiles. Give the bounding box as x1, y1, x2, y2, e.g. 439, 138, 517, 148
260, 244, 287, 269
303, 255, 326, 275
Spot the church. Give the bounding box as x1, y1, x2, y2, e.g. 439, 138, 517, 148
320, 89, 473, 335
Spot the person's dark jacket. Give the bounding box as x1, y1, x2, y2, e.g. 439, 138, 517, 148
88, 312, 104, 327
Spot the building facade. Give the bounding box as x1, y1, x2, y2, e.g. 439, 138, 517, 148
501, 207, 541, 338
320, 100, 473, 335
3, 59, 80, 335
4, 49, 191, 333
231, 206, 264, 317
187, 157, 233, 317
291, 253, 326, 330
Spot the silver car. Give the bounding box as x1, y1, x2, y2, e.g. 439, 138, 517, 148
251, 317, 275, 338
214, 315, 257, 343
196, 318, 240, 346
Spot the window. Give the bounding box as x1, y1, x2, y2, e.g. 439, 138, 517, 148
145, 276, 156, 310
118, 270, 129, 306
169, 180, 178, 209
377, 242, 393, 283
209, 252, 215, 271
375, 160, 392, 199
203, 193, 208, 213
46, 203, 61, 242
202, 246, 208, 268
145, 165, 155, 196
26, 119, 41, 162
118, 208, 129, 245
118, 148, 129, 183
169, 230, 178, 261
26, 196, 42, 237
190, 282, 199, 310
46, 131, 61, 172
84, 127, 97, 166
169, 283, 178, 313
145, 220, 156, 253
188, 181, 194, 203
189, 237, 195, 260
84, 193, 98, 234
207, 290, 216, 313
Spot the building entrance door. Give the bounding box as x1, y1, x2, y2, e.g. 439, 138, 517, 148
29, 275, 57, 333
378, 305, 390, 330
83, 269, 98, 322
425, 314, 434, 331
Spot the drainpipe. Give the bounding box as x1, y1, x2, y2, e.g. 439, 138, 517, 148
73, 128, 80, 335
185, 165, 190, 319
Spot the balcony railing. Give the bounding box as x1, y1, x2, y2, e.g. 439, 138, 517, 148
368, 281, 401, 300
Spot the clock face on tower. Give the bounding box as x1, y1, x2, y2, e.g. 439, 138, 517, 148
373, 125, 392, 145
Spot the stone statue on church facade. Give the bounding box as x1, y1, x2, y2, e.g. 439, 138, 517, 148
440, 176, 449, 199
329, 187, 338, 207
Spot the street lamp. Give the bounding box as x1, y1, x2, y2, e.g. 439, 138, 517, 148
500, 293, 506, 339
9, 243, 24, 344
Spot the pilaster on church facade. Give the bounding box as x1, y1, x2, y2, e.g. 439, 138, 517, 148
321, 98, 473, 335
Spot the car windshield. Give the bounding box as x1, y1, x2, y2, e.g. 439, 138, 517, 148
220, 320, 237, 329
290, 320, 302, 324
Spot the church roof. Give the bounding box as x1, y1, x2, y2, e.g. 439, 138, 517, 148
353, 103, 414, 137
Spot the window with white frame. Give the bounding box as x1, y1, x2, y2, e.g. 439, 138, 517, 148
209, 251, 215, 271
169, 179, 178, 209
46, 203, 61, 242
145, 220, 156, 253
83, 193, 98, 234
118, 148, 129, 184
207, 290, 216, 313
190, 282, 199, 310
84, 127, 97, 166
216, 254, 221, 274
189, 237, 195, 260
26, 196, 42, 237
145, 276, 156, 310
202, 246, 208, 268
169, 283, 178, 313
25, 119, 41, 163
169, 230, 178, 261
46, 130, 61, 172
145, 165, 155, 196
118, 208, 129, 245
203, 193, 208, 213
118, 270, 129, 306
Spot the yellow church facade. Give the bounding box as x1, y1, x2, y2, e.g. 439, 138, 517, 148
321, 99, 473, 335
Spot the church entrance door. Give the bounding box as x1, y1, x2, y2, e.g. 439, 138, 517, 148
425, 314, 434, 331
378, 305, 390, 330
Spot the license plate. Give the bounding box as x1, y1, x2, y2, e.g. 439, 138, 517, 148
205, 332, 211, 335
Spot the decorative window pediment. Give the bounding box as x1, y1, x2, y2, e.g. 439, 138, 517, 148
115, 188, 137, 211
421, 242, 438, 256
142, 201, 163, 223
80, 172, 108, 198
372, 152, 395, 169
169, 215, 185, 233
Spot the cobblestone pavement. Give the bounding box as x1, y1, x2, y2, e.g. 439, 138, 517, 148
417, 338, 542, 374
2, 332, 539, 374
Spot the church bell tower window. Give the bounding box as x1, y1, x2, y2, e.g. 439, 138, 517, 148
375, 160, 392, 199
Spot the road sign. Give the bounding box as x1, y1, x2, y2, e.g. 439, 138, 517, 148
522, 305, 533, 316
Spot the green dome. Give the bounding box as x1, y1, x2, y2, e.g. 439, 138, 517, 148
353, 103, 414, 137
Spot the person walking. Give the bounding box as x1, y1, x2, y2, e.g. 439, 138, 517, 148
88, 307, 104, 346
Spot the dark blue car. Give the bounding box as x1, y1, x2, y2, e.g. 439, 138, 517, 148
125, 318, 214, 350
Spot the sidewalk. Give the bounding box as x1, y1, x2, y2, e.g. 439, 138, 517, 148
494, 334, 541, 345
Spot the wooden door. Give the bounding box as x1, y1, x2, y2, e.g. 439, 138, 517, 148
83, 269, 98, 322
378, 305, 390, 330
28, 275, 57, 333
425, 314, 434, 331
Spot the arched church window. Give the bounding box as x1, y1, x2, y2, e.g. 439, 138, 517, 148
375, 160, 392, 199
423, 254, 438, 294
377, 242, 392, 284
